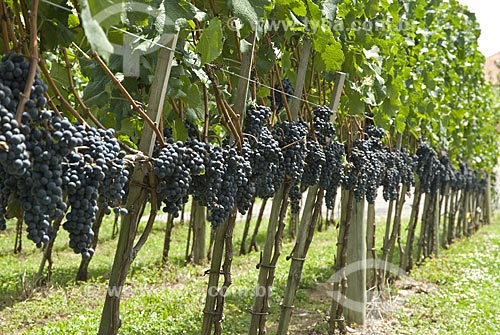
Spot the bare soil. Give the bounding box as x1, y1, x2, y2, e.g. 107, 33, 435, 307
285, 278, 437, 335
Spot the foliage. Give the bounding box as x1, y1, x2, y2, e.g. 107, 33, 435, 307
14, 0, 496, 170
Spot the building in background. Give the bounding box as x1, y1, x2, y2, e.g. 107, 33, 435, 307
484, 52, 500, 86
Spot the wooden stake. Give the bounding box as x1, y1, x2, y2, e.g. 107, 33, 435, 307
233, 32, 256, 122
98, 33, 178, 335
329, 72, 346, 119
344, 199, 366, 325
289, 38, 312, 120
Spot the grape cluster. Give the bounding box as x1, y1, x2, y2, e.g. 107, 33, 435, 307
452, 163, 465, 191
244, 105, 271, 135
459, 162, 476, 192
289, 181, 302, 214
61, 125, 129, 257
366, 125, 385, 140
400, 149, 416, 189
0, 52, 132, 257
209, 148, 251, 226
62, 152, 98, 259
344, 138, 386, 203
415, 143, 440, 194
438, 154, 456, 193
272, 120, 308, 182
243, 106, 284, 199
23, 110, 80, 247
312, 106, 335, 144
320, 142, 345, 209
0, 52, 47, 113
235, 141, 256, 214
381, 151, 401, 201
301, 140, 326, 187
190, 144, 224, 208
255, 162, 284, 199
0, 55, 68, 247
184, 120, 199, 140
381, 148, 415, 201
153, 139, 204, 217
188, 139, 252, 227
80, 128, 129, 214
270, 78, 293, 111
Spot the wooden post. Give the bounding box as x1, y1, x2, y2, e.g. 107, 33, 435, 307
344, 199, 366, 325
276, 185, 320, 334
138, 34, 178, 154
289, 38, 312, 120
485, 174, 492, 225
365, 202, 377, 292
201, 217, 230, 334
248, 183, 288, 335
433, 188, 440, 256
98, 33, 178, 335
276, 72, 345, 335
380, 184, 407, 285
233, 32, 256, 122
192, 201, 207, 265
329, 189, 354, 334
329, 72, 346, 117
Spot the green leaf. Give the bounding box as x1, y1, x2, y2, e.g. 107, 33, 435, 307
313, 26, 335, 54
117, 134, 138, 150
79, 0, 114, 60
86, 0, 124, 29
197, 18, 224, 66
231, 0, 270, 31
306, 0, 322, 22
257, 87, 271, 98
395, 111, 408, 134
321, 41, 344, 72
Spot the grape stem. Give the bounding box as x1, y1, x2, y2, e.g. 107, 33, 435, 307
205, 65, 243, 151
92, 51, 166, 148
280, 135, 307, 151
1, 2, 19, 52
15, 0, 39, 123
273, 62, 293, 122
38, 60, 88, 125
0, 3, 11, 52
168, 97, 182, 118
203, 84, 210, 142
61, 47, 106, 130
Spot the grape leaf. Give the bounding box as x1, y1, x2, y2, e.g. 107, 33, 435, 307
79, 0, 114, 60
321, 41, 344, 72
230, 0, 270, 31
196, 18, 224, 65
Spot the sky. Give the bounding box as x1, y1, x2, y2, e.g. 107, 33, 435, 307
458, 0, 500, 57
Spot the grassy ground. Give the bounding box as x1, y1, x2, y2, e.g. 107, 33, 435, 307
0, 202, 339, 335
389, 221, 500, 334
0, 203, 499, 334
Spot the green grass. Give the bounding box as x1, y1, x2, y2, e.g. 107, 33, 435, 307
390, 222, 500, 334
0, 204, 338, 335
1, 204, 499, 334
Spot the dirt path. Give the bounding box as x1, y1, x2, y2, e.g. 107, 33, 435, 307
283, 277, 437, 335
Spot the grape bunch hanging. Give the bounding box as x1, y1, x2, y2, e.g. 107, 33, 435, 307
0, 53, 129, 258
